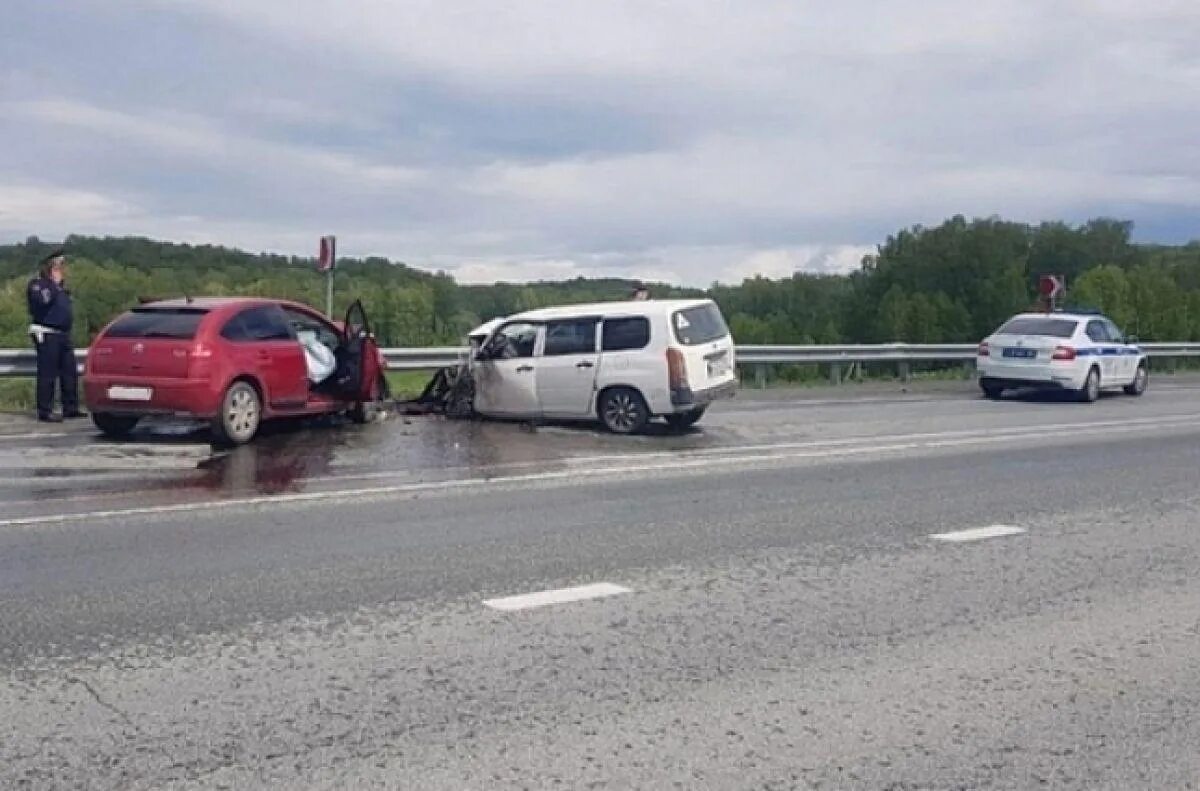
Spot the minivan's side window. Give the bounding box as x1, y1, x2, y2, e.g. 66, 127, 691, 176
222, 306, 293, 342
602, 317, 650, 352
489, 322, 540, 359
544, 319, 598, 356
1085, 320, 1110, 343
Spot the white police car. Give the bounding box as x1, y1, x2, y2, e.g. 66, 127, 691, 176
977, 311, 1148, 402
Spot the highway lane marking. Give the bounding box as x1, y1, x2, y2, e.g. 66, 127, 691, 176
931, 525, 1027, 543
0, 431, 75, 441
483, 583, 632, 611
0, 414, 1196, 528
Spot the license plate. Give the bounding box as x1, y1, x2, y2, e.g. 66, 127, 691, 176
107, 386, 153, 401
707, 356, 731, 377
1002, 348, 1037, 359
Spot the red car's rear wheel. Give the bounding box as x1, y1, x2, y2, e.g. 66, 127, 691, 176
212, 380, 261, 445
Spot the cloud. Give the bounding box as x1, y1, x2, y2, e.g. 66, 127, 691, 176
3, 1, 1200, 284
0, 183, 139, 232
441, 244, 872, 287
8, 99, 425, 190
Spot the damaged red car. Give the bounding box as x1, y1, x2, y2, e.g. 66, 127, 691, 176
83, 297, 387, 444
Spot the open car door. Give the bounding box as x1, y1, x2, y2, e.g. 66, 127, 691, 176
331, 299, 387, 411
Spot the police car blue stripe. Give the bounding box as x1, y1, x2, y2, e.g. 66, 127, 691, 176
1077, 347, 1141, 357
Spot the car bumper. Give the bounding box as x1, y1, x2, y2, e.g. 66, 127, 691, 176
981, 376, 1070, 391
84, 376, 222, 418
978, 360, 1084, 390
670, 379, 738, 410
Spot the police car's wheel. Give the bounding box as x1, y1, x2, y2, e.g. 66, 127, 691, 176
1124, 364, 1148, 396
92, 412, 138, 438
213, 380, 261, 445
1078, 367, 1101, 403
599, 387, 649, 434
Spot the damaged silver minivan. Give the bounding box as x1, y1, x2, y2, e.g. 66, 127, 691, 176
466, 299, 737, 433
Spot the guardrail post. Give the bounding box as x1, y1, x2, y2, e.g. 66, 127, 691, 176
898, 361, 911, 383
755, 364, 768, 389
830, 363, 842, 386
962, 360, 974, 379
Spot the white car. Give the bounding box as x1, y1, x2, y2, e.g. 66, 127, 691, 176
469, 299, 737, 432
977, 311, 1148, 402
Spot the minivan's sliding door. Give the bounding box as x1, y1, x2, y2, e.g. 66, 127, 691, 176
536, 318, 600, 418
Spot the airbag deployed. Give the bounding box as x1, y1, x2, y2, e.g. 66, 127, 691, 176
298, 330, 337, 384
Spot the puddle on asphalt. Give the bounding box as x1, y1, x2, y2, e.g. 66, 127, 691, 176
0, 409, 729, 504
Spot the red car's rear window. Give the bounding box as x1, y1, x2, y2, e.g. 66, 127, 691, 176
105, 308, 210, 340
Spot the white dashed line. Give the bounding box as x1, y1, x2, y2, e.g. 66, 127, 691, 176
930, 524, 1027, 543
483, 582, 632, 611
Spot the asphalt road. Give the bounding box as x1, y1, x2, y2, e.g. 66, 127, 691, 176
3, 378, 1200, 789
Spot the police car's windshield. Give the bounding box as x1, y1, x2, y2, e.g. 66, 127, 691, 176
996, 317, 1077, 338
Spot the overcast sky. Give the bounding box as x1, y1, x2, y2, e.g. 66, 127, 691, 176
2, 1, 1198, 285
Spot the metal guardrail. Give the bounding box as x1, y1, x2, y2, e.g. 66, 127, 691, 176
3, 343, 1199, 378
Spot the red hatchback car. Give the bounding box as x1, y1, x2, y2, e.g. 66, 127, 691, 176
84, 297, 387, 444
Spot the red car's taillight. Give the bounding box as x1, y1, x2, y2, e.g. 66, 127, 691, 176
1052, 345, 1077, 361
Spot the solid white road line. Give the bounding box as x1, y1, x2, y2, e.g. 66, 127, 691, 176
930, 524, 1027, 543
483, 582, 632, 612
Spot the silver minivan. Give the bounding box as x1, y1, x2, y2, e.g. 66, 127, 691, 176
469, 299, 737, 433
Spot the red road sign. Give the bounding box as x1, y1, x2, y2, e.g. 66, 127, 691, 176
318, 235, 336, 272
1038, 274, 1065, 298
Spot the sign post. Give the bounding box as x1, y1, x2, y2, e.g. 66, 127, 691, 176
1038, 274, 1065, 312
318, 235, 336, 317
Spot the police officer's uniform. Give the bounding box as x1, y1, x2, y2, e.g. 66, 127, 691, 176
27, 255, 81, 421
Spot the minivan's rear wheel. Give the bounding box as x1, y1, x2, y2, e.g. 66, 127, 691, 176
213, 380, 261, 445
980, 380, 1004, 400
1124, 364, 1148, 396
599, 387, 649, 435
665, 407, 706, 430
92, 412, 139, 438
1078, 367, 1101, 403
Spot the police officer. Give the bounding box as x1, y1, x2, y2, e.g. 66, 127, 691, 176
27, 249, 83, 422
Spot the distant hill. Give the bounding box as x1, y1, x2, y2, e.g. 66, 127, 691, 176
2, 219, 1199, 355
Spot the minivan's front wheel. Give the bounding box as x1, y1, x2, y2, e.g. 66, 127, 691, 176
213, 380, 262, 445
92, 412, 139, 438
665, 407, 706, 430
599, 387, 649, 435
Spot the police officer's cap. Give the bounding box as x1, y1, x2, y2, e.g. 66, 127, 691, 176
40, 248, 66, 266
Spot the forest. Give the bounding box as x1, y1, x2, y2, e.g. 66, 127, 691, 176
3, 216, 1199, 351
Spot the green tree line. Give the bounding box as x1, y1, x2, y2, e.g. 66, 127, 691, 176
3, 217, 1199, 350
